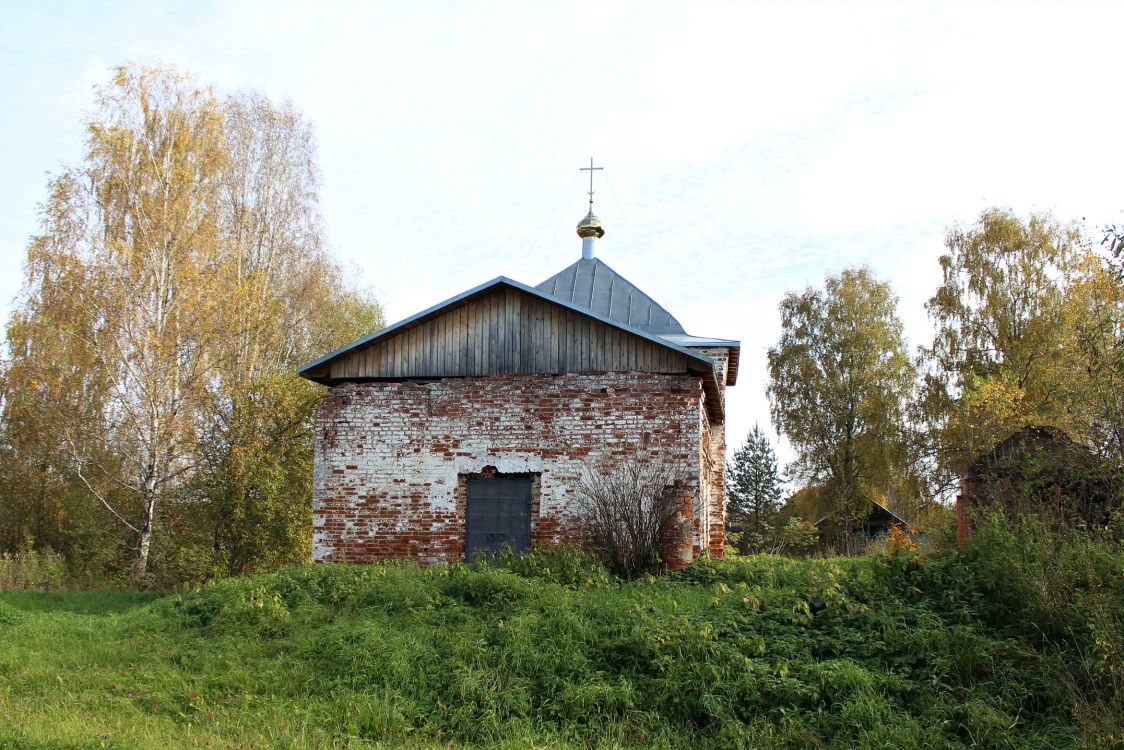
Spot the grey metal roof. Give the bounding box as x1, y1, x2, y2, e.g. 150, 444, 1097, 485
534, 258, 686, 335
534, 258, 742, 385
660, 334, 740, 348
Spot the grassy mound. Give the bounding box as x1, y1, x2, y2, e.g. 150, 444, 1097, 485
0, 534, 1119, 749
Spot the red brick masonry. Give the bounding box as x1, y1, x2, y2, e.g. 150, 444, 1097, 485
313, 371, 725, 568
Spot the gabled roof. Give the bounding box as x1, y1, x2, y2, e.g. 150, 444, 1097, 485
535, 258, 686, 334
813, 502, 911, 531
300, 275, 719, 376
298, 275, 728, 420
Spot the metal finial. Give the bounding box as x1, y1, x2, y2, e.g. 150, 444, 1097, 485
579, 157, 603, 209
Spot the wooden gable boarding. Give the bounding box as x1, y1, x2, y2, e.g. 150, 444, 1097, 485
300, 278, 725, 422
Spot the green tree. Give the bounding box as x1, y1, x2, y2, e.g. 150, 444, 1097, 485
1, 65, 382, 582
10, 66, 231, 579
726, 424, 784, 552
181, 90, 383, 578
918, 208, 1084, 486
767, 267, 916, 538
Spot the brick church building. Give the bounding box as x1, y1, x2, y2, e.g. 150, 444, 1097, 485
299, 194, 739, 569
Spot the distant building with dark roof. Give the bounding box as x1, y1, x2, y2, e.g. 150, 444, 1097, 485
956, 426, 1121, 545
299, 194, 739, 568
813, 502, 912, 538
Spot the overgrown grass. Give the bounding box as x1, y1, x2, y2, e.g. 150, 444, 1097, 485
0, 536, 1119, 749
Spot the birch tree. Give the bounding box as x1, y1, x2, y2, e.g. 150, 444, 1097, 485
4, 65, 383, 580
16, 67, 228, 577
188, 90, 383, 575
918, 209, 1083, 485
767, 267, 915, 535
1063, 253, 1124, 462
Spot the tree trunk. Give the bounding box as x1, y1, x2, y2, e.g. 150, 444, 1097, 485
132, 473, 157, 580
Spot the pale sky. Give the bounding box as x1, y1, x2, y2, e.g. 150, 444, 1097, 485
3, 1, 1122, 471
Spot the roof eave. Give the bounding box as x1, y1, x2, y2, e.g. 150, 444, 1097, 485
298, 275, 517, 378
659, 334, 740, 386
726, 346, 740, 385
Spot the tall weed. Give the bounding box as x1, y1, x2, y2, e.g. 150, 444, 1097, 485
957, 512, 1124, 746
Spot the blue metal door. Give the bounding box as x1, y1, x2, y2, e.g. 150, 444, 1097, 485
465, 477, 532, 562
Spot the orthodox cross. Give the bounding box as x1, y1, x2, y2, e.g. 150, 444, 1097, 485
579, 157, 603, 209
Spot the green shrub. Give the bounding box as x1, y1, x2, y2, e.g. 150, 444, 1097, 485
486, 545, 615, 589
440, 565, 534, 608
0, 543, 67, 591
955, 511, 1124, 746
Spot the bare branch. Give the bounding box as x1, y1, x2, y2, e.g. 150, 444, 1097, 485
574, 456, 687, 578
65, 438, 139, 535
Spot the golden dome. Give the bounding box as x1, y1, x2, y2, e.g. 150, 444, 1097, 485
576, 209, 605, 239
